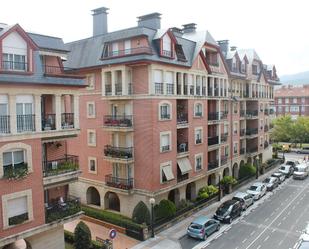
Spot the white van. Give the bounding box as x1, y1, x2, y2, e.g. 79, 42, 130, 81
293, 163, 309, 180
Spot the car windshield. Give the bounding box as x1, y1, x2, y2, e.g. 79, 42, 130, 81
218, 204, 231, 214
295, 167, 304, 172
280, 166, 286, 170
249, 186, 258, 191
232, 197, 242, 202
190, 223, 203, 229
263, 178, 271, 183
286, 161, 293, 166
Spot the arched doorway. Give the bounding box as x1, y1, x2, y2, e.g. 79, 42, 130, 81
223, 167, 230, 177
168, 188, 180, 207
232, 163, 239, 179
3, 239, 32, 249
207, 173, 217, 185
247, 157, 252, 165
104, 192, 120, 212
86, 187, 101, 206
186, 182, 196, 201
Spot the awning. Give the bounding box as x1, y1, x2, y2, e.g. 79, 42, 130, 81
177, 157, 192, 174
162, 165, 174, 181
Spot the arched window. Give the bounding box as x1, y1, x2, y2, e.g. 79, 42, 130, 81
159, 102, 171, 120
194, 103, 203, 117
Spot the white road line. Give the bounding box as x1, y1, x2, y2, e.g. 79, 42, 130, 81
287, 211, 291, 216
282, 216, 287, 221
278, 222, 282, 226
272, 228, 276, 233
242, 238, 248, 243
257, 245, 261, 249
244, 180, 309, 249
264, 236, 270, 242
265, 217, 269, 222
250, 231, 255, 236
278, 240, 283, 246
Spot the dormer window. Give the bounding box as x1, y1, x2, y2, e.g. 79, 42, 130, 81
232, 57, 237, 72
2, 53, 27, 71
175, 44, 186, 62
252, 64, 259, 75
162, 34, 172, 57
206, 51, 218, 66
241, 61, 246, 73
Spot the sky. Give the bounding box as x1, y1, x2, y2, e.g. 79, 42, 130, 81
1, 0, 308, 76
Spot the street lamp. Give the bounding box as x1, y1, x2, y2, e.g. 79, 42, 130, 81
255, 158, 259, 179
218, 175, 221, 201
149, 198, 155, 238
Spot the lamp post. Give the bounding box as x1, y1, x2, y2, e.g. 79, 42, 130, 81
218, 175, 221, 201
149, 198, 155, 238
255, 158, 259, 179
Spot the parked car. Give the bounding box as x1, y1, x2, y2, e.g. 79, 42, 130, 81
187, 216, 220, 240
300, 224, 309, 242
271, 172, 286, 183
232, 192, 254, 210
293, 163, 309, 180
263, 177, 279, 191
279, 165, 294, 178
246, 182, 267, 200
298, 241, 309, 249
214, 199, 242, 224
297, 147, 309, 154
285, 159, 300, 170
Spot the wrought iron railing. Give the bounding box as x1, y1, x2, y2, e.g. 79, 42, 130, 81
0, 115, 10, 133
61, 113, 74, 129
17, 114, 35, 132
105, 174, 134, 190
42, 114, 56, 131
103, 115, 133, 127
104, 145, 133, 159
42, 155, 79, 177
208, 136, 219, 146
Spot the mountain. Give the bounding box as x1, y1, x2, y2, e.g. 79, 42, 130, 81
280, 71, 309, 85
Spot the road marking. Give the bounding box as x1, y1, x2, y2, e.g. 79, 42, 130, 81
244, 180, 309, 249
257, 245, 261, 249
242, 238, 248, 243
278, 222, 282, 226
292, 205, 296, 210
272, 228, 276, 233
287, 211, 291, 216
278, 240, 283, 246
282, 216, 287, 221
264, 236, 270, 242
250, 231, 255, 236
265, 217, 269, 222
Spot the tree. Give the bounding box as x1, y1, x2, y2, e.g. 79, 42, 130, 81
271, 115, 293, 142
154, 199, 176, 221
290, 116, 309, 146
74, 221, 91, 249
132, 201, 151, 225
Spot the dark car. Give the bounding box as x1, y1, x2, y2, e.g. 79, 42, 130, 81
214, 199, 242, 224
286, 160, 300, 171
263, 177, 279, 191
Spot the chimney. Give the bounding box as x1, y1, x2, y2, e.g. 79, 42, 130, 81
182, 23, 197, 33
92, 7, 109, 36
217, 40, 229, 57
137, 13, 161, 30
170, 27, 183, 38
230, 46, 237, 51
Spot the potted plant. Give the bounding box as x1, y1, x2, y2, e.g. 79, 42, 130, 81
220, 176, 237, 194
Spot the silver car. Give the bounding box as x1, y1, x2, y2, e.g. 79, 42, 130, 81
271, 172, 285, 183
232, 192, 254, 210
247, 182, 267, 200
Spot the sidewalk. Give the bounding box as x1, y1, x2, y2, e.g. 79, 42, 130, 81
64, 218, 139, 249
131, 165, 281, 249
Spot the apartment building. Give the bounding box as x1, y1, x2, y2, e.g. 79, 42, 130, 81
274, 85, 309, 119
0, 23, 84, 249
65, 8, 280, 217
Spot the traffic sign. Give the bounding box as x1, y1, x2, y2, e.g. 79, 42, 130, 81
109, 229, 117, 239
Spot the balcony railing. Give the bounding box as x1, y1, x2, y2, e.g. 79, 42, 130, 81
202, 86, 206, 96
269, 109, 275, 115
115, 83, 122, 95
177, 142, 188, 153
103, 47, 152, 58
160, 114, 171, 120
166, 83, 174, 95
264, 109, 269, 115
3, 163, 28, 179
105, 174, 134, 190
45, 196, 81, 223
2, 60, 27, 71
246, 128, 258, 136
105, 84, 112, 95
42, 155, 79, 177
42, 114, 56, 131
0, 115, 10, 133
208, 136, 219, 146
208, 112, 220, 121
196, 138, 202, 144
155, 83, 164, 94
61, 113, 74, 129
208, 160, 219, 170
195, 112, 203, 117
247, 147, 258, 153
221, 111, 228, 120
240, 129, 246, 136
240, 148, 245, 155
161, 145, 170, 152
208, 87, 213, 96
103, 115, 133, 128
221, 156, 228, 165
264, 125, 269, 132
177, 173, 189, 183
17, 114, 35, 132
177, 114, 188, 124
221, 133, 228, 142
246, 110, 258, 118
240, 110, 246, 117
104, 145, 133, 159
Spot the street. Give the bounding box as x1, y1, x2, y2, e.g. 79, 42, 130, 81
178, 153, 309, 249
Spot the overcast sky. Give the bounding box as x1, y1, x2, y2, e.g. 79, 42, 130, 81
1, 0, 308, 76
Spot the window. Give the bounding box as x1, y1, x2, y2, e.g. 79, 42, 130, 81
112, 42, 119, 56
160, 161, 174, 183
87, 129, 96, 146
86, 74, 95, 90
195, 154, 203, 171
224, 146, 229, 156
160, 132, 171, 152
260, 103, 263, 112
3, 150, 27, 178
290, 106, 299, 112
285, 98, 289, 104
124, 40, 131, 54
162, 34, 172, 57
165, 72, 174, 95
195, 128, 202, 144
233, 142, 238, 154
87, 102, 95, 118
16, 95, 34, 133
260, 119, 264, 129
260, 137, 264, 147
278, 106, 282, 113
88, 157, 97, 173
0, 95, 9, 133
154, 70, 163, 94
301, 106, 305, 113
159, 103, 171, 120
3, 53, 26, 71
293, 98, 297, 104
233, 103, 238, 113
194, 103, 203, 117
241, 61, 246, 73
278, 98, 282, 104
301, 97, 305, 104
285, 106, 289, 112
233, 122, 238, 134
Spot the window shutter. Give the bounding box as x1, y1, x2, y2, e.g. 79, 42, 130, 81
161, 134, 169, 146
154, 70, 163, 83
13, 150, 24, 164
3, 152, 12, 166
165, 72, 173, 84
16, 95, 33, 104
7, 196, 28, 218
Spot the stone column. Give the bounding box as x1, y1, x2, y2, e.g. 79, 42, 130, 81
173, 72, 177, 95
180, 72, 184, 95
9, 94, 17, 134
72, 94, 80, 129
111, 70, 116, 95
211, 77, 215, 96
55, 94, 62, 130
122, 67, 126, 96
34, 94, 42, 132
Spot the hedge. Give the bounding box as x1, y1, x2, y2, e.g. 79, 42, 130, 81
154, 199, 176, 221
239, 163, 256, 179
132, 201, 150, 225
64, 230, 105, 249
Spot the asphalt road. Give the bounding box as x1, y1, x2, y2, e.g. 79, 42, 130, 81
179, 154, 309, 249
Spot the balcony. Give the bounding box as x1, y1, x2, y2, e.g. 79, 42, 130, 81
264, 109, 269, 115
61, 113, 74, 129
246, 128, 258, 136
105, 84, 112, 95
177, 173, 189, 183
264, 125, 269, 132
45, 196, 81, 223
240, 129, 246, 137
104, 145, 133, 162
42, 155, 79, 177
0, 115, 10, 134
208, 87, 213, 96
240, 110, 246, 118
208, 112, 220, 122
221, 133, 228, 143
103, 115, 133, 131
42, 114, 56, 131
247, 147, 258, 154
105, 174, 134, 190
221, 156, 228, 166
177, 114, 188, 126
208, 160, 219, 170
240, 148, 245, 155
103, 47, 152, 59
246, 110, 258, 119
17, 114, 35, 133
166, 84, 174, 95
269, 109, 275, 115
3, 163, 28, 180
221, 111, 228, 120
155, 83, 164, 94
208, 136, 219, 146
177, 142, 188, 154
43, 65, 82, 78
264, 141, 269, 149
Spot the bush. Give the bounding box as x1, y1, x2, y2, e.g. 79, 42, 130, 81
177, 199, 193, 210
65, 230, 108, 249
74, 221, 91, 249
220, 176, 237, 186
272, 143, 282, 152
197, 185, 218, 200
239, 163, 256, 179
132, 201, 150, 225
154, 199, 176, 220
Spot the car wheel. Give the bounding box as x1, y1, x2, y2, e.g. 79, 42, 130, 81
203, 233, 207, 241
227, 217, 231, 224
216, 224, 220, 231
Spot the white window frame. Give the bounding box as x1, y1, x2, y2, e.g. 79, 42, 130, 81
285, 106, 289, 112
293, 98, 297, 104
87, 129, 96, 147
87, 101, 96, 118
160, 161, 173, 184
285, 98, 289, 104
233, 142, 238, 154
278, 98, 282, 104
160, 131, 171, 153
88, 157, 97, 174
195, 127, 203, 145
195, 153, 203, 172
233, 121, 238, 134
194, 102, 203, 117
158, 101, 172, 121
86, 74, 95, 90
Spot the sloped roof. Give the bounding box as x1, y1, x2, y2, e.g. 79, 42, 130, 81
28, 33, 68, 52
226, 50, 236, 60
237, 49, 261, 62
